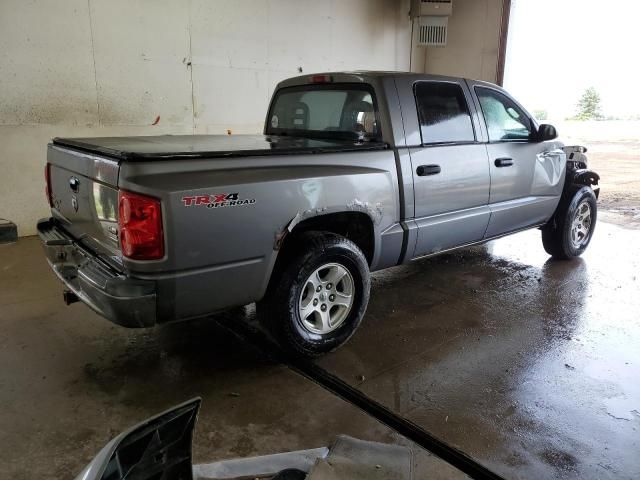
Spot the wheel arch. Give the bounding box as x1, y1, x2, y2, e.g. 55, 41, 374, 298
546, 167, 601, 230
570, 168, 600, 188
260, 211, 375, 301
280, 211, 375, 265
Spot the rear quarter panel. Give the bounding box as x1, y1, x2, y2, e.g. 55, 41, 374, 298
118, 150, 399, 321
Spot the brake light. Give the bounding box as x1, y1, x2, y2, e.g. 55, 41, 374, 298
118, 190, 164, 260
309, 74, 332, 83
44, 163, 52, 207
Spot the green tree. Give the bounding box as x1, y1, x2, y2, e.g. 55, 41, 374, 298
575, 87, 603, 120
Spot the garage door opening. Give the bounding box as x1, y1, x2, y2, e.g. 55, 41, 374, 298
503, 0, 640, 227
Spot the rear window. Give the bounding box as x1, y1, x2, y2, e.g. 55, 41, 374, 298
414, 81, 475, 144
267, 84, 380, 142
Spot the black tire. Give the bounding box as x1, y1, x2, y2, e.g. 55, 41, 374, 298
542, 186, 597, 259
260, 231, 370, 357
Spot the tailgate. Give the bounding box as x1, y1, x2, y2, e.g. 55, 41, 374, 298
47, 144, 122, 265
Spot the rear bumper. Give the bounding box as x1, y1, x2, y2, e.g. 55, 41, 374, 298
37, 218, 156, 327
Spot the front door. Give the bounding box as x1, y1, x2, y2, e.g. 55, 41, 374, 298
470, 83, 566, 238
404, 79, 491, 258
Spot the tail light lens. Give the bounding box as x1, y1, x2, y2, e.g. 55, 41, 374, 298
118, 190, 164, 260
44, 163, 52, 207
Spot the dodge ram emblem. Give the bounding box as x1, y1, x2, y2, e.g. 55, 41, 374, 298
71, 195, 79, 212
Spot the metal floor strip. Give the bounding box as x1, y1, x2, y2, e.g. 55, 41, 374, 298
217, 317, 506, 480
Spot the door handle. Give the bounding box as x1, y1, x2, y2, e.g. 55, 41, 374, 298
494, 157, 513, 167
416, 164, 441, 176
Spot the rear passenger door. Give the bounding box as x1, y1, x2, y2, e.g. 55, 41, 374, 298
469, 82, 565, 238
396, 77, 491, 258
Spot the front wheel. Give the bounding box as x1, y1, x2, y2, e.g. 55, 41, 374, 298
260, 232, 370, 357
542, 186, 597, 259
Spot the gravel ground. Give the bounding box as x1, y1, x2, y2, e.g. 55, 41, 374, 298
560, 121, 640, 228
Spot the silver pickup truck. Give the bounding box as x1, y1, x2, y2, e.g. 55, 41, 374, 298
38, 71, 600, 356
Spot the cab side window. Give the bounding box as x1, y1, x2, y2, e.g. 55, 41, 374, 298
475, 87, 532, 142
414, 81, 475, 144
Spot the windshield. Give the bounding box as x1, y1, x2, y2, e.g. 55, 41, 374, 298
266, 84, 381, 142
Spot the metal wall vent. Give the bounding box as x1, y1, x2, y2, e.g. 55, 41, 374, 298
417, 16, 448, 47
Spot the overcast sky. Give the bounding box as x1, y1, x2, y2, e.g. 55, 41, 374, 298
504, 0, 640, 120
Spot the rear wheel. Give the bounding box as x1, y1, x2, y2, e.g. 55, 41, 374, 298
542, 186, 597, 259
260, 232, 370, 357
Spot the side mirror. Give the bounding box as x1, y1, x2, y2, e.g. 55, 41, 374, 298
75, 398, 201, 480
534, 123, 558, 141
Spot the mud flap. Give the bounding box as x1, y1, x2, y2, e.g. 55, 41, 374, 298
75, 398, 200, 480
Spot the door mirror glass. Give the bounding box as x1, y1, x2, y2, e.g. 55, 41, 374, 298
536, 123, 558, 141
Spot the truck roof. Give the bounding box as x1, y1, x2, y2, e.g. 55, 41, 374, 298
277, 70, 499, 89
52, 134, 387, 162
285, 70, 459, 79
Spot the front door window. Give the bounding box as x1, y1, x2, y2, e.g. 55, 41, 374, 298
475, 87, 532, 141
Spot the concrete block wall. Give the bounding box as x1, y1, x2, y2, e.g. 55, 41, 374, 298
0, 0, 412, 236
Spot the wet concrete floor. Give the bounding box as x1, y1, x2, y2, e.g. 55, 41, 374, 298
317, 220, 640, 479
0, 237, 461, 480
1, 220, 638, 479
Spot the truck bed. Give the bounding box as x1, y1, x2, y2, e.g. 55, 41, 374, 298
52, 134, 387, 161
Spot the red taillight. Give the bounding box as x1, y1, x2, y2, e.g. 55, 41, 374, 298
44, 163, 52, 207
118, 190, 164, 260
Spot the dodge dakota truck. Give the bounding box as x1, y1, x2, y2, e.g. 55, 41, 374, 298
38, 71, 600, 356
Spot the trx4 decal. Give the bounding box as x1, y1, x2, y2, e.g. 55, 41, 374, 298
182, 193, 256, 209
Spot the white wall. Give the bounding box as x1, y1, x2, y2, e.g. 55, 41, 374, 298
0, 0, 412, 236
416, 0, 504, 82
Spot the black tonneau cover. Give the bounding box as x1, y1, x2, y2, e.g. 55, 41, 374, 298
52, 134, 387, 161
